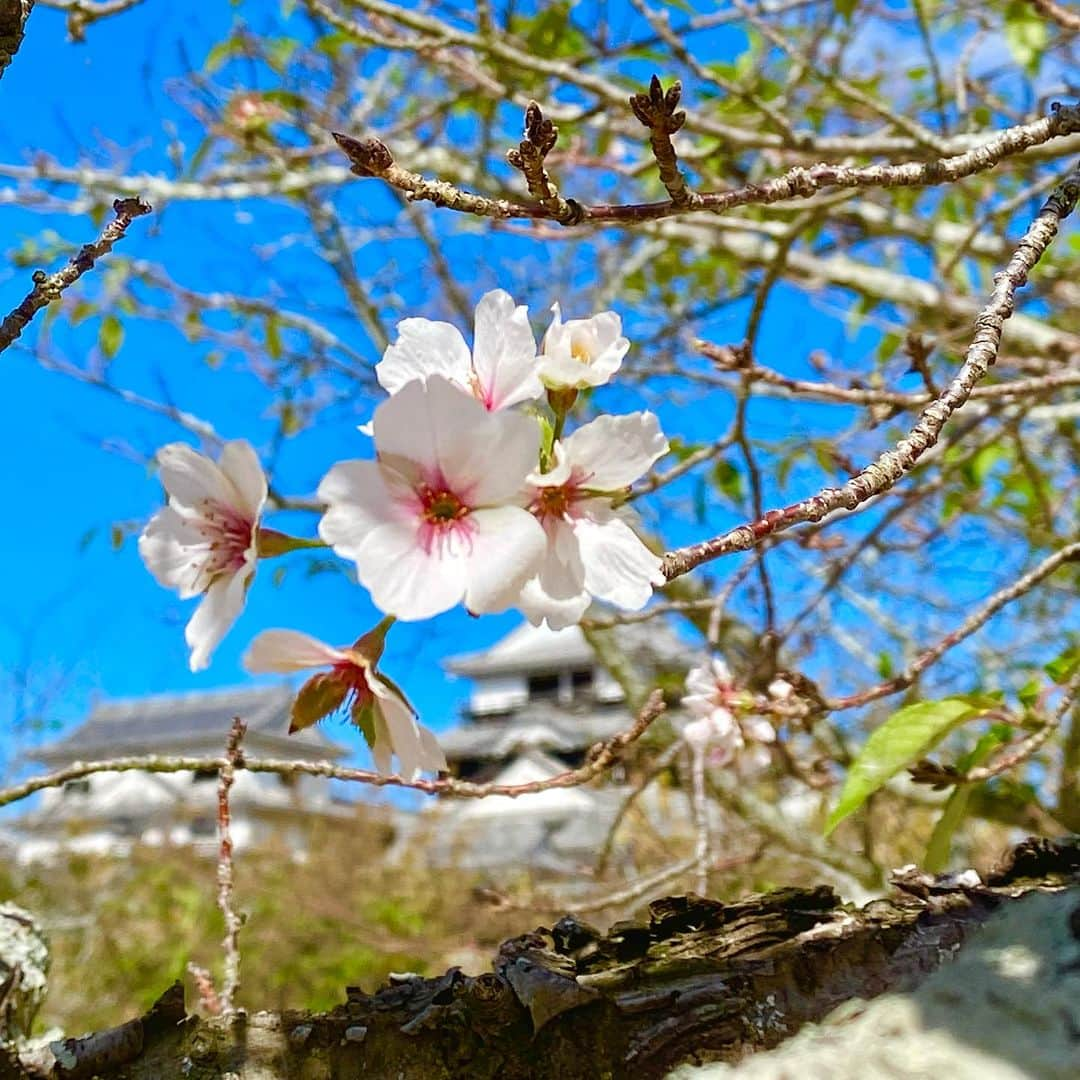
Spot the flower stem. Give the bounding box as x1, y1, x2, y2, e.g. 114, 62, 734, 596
256, 528, 328, 558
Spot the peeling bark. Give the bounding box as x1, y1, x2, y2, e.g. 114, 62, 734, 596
5, 838, 1078, 1080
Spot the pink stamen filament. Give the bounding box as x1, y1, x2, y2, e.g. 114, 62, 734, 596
332, 661, 375, 712
199, 499, 254, 573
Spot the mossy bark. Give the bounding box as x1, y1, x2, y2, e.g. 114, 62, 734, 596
6, 837, 1077, 1080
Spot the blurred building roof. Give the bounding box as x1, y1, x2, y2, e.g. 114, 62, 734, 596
445, 619, 686, 678
32, 684, 347, 765
438, 705, 628, 761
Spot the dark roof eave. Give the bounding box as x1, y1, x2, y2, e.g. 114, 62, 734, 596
29, 732, 349, 767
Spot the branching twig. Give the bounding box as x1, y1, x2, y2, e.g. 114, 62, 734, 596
696, 340, 1080, 409
662, 168, 1080, 580
828, 542, 1080, 711
0, 196, 151, 354
334, 105, 1080, 226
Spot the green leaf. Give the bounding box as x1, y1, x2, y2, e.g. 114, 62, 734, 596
1003, 1, 1048, 74
712, 459, 743, 503
825, 698, 984, 835
98, 315, 124, 360
265, 316, 283, 361
1045, 646, 1080, 685
834, 0, 858, 22
923, 726, 1010, 872
1017, 679, 1041, 709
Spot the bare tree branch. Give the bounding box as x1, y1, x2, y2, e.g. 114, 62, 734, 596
0, 196, 151, 354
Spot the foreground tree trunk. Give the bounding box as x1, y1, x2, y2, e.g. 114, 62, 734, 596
7, 837, 1078, 1080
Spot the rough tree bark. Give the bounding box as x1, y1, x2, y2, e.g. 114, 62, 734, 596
5, 837, 1078, 1080
0, 0, 33, 81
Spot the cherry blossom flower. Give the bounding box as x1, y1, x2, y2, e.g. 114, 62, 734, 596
244, 627, 445, 779
539, 303, 629, 390
768, 677, 795, 702
138, 441, 267, 672
375, 289, 543, 411
518, 412, 668, 629
681, 658, 776, 769
318, 375, 547, 620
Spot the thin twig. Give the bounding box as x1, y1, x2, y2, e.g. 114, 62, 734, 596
828, 542, 1080, 711
593, 740, 683, 876
696, 341, 1080, 409
690, 744, 711, 895
0, 692, 666, 809
217, 717, 245, 1016
0, 196, 152, 354
963, 672, 1080, 783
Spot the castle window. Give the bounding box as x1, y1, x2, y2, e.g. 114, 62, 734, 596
571, 669, 593, 696
63, 779, 91, 797
527, 673, 560, 701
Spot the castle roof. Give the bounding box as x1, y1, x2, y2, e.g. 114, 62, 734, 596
445, 619, 686, 678
32, 684, 347, 765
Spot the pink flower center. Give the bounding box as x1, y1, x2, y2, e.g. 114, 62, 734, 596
331, 660, 374, 710
534, 485, 574, 518
415, 482, 475, 555
531, 467, 593, 523
199, 499, 254, 574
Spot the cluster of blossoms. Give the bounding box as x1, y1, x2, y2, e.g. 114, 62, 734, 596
139, 291, 668, 778
680, 658, 794, 772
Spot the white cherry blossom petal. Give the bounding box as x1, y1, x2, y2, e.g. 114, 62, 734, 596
370, 707, 394, 775
527, 442, 573, 489
318, 460, 415, 553
416, 376, 532, 499
376, 317, 472, 396
471, 289, 542, 410
354, 520, 469, 620
218, 440, 268, 520
186, 567, 251, 672
138, 506, 211, 597
157, 442, 234, 510
243, 629, 346, 673
372, 676, 447, 779
462, 507, 547, 614
743, 715, 777, 743
561, 413, 668, 491
574, 511, 664, 611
